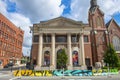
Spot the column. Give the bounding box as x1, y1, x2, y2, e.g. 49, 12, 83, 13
51, 33, 55, 69
79, 33, 86, 67
37, 34, 43, 66
67, 33, 72, 69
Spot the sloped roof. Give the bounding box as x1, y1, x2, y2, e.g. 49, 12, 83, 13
106, 18, 120, 29
89, 6, 104, 15
40, 16, 83, 25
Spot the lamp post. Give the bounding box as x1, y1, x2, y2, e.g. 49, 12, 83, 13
10, 56, 14, 72
29, 26, 33, 65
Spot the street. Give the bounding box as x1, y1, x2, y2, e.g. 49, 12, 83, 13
0, 65, 26, 71
0, 74, 120, 80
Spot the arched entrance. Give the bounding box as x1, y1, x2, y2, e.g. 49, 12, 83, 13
72, 51, 79, 66
56, 49, 67, 69
44, 51, 50, 66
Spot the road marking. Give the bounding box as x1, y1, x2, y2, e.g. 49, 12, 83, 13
0, 74, 11, 78
9, 77, 21, 80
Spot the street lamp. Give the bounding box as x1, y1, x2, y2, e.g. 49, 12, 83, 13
29, 26, 33, 65
10, 56, 14, 72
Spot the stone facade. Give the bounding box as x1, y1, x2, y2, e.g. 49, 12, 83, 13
31, 17, 92, 70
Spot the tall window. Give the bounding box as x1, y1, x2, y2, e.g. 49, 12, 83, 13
43, 35, 51, 43
44, 51, 50, 66
72, 51, 79, 66
56, 35, 67, 42
33, 35, 39, 42
112, 36, 120, 51
71, 35, 79, 42
84, 35, 89, 42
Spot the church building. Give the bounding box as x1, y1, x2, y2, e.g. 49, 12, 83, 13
30, 0, 120, 70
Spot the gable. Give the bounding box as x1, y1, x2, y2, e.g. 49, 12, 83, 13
108, 19, 120, 38
39, 17, 83, 27
107, 19, 120, 31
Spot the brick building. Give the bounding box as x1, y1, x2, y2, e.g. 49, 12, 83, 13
30, 0, 120, 70
0, 13, 24, 67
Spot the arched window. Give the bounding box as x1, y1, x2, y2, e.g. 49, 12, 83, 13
112, 36, 120, 51
44, 51, 50, 66
72, 51, 79, 66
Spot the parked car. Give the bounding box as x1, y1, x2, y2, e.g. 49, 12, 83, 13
26, 62, 34, 70
4, 63, 14, 68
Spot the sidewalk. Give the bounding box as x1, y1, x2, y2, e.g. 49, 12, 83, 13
13, 64, 26, 68
11, 74, 120, 80
0, 71, 12, 78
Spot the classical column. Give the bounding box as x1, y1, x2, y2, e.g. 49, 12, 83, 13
67, 33, 72, 69
51, 33, 55, 70
79, 33, 86, 67
37, 33, 43, 66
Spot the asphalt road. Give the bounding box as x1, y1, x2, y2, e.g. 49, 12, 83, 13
0, 66, 26, 71
0, 75, 119, 80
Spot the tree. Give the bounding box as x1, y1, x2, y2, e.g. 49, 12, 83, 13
57, 49, 68, 69
104, 44, 120, 68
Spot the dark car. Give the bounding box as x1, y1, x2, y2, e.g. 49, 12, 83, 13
26, 62, 34, 70
4, 63, 14, 68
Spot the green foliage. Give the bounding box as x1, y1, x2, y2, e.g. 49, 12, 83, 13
57, 49, 68, 69
104, 44, 120, 67
21, 56, 30, 64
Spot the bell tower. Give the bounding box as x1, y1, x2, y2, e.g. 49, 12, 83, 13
88, 0, 108, 66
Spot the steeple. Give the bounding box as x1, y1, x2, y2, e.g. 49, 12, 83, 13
90, 0, 98, 8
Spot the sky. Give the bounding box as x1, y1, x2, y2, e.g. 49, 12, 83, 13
0, 0, 120, 56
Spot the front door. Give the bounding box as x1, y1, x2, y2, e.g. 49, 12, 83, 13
85, 58, 91, 67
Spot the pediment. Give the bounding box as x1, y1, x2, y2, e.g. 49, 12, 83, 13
39, 17, 82, 27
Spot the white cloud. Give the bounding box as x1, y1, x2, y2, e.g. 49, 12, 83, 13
98, 0, 120, 15
66, 0, 120, 23
98, 0, 120, 23
65, 0, 90, 23
11, 0, 65, 23
0, 0, 7, 15
0, 0, 65, 56
0, 0, 32, 56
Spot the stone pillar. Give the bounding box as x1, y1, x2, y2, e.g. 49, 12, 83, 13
37, 34, 43, 67
79, 33, 86, 69
67, 33, 73, 70
50, 33, 55, 70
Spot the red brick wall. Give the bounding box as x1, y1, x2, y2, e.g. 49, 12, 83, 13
0, 13, 24, 66
31, 44, 39, 63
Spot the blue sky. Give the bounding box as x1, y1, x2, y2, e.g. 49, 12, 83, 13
6, 0, 16, 12
61, 0, 71, 15
0, 0, 120, 56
